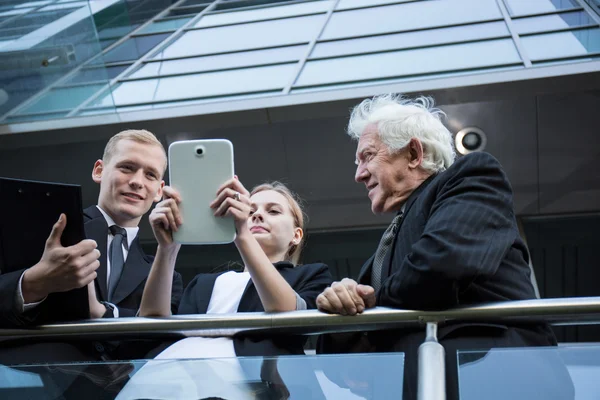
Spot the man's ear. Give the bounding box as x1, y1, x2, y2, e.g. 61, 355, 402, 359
407, 138, 424, 169
153, 180, 165, 203
92, 160, 103, 184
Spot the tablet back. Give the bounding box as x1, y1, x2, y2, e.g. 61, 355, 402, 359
168, 139, 236, 245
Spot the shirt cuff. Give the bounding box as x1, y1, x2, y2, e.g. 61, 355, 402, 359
16, 272, 46, 313
295, 293, 307, 310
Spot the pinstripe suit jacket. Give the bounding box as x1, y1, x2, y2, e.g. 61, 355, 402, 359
358, 151, 540, 311
319, 152, 570, 400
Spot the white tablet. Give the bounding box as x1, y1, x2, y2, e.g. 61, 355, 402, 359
168, 139, 236, 245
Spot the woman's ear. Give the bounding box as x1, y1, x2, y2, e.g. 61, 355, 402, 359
291, 227, 303, 246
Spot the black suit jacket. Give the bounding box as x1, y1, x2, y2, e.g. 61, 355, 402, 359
319, 153, 572, 400
83, 206, 182, 317
178, 261, 332, 357
0, 206, 182, 328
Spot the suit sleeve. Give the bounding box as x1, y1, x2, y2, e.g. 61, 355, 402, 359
0, 269, 44, 328
378, 153, 519, 310
170, 271, 183, 315
0, 269, 25, 328
294, 263, 334, 310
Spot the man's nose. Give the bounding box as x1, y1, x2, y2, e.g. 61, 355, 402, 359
355, 164, 368, 183
129, 170, 144, 188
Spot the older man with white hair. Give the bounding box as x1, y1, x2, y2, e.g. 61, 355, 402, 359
317, 94, 572, 400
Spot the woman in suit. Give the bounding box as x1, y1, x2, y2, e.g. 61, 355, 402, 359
117, 179, 331, 399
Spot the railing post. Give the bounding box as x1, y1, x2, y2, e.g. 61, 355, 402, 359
418, 322, 446, 400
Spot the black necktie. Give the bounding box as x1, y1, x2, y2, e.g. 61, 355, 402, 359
108, 225, 127, 302
371, 212, 403, 292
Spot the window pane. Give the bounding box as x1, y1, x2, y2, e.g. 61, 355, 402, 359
111, 64, 294, 105
295, 39, 521, 87
102, 33, 170, 63
168, 5, 209, 17
321, 0, 502, 40
19, 84, 106, 114
505, 0, 579, 16
66, 65, 130, 84
131, 45, 305, 78
312, 21, 509, 59
38, 3, 85, 11
180, 0, 212, 5
153, 14, 324, 58
512, 11, 596, 35
0, 9, 74, 40
137, 17, 192, 34
195, 1, 332, 28
215, 0, 310, 11
521, 28, 600, 61
336, 0, 414, 9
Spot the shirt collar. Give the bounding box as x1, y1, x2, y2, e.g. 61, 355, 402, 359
96, 205, 139, 249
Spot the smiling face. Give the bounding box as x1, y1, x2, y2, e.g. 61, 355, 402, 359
247, 189, 303, 263
355, 125, 428, 214
92, 139, 165, 227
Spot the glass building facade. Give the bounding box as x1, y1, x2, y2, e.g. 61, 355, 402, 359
0, 0, 599, 125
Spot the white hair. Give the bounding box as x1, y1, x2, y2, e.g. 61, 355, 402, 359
347, 94, 456, 173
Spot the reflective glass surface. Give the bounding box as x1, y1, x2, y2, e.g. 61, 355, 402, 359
0, 8, 76, 40
311, 21, 509, 59
336, 0, 415, 10
215, 0, 312, 11
195, 1, 332, 28
167, 4, 209, 17
521, 28, 600, 61
505, 0, 580, 16
321, 0, 502, 40
65, 65, 130, 84
131, 45, 305, 78
0, 353, 405, 399
458, 345, 600, 400
102, 33, 171, 63
0, 2, 117, 120
19, 84, 106, 114
296, 39, 521, 87
513, 11, 597, 35
110, 63, 296, 105
153, 14, 324, 58
137, 17, 192, 34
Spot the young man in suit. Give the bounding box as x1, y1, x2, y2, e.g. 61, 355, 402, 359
1, 129, 182, 356
316, 95, 573, 400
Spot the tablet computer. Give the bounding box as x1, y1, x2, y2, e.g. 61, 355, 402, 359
0, 177, 89, 322
168, 139, 236, 245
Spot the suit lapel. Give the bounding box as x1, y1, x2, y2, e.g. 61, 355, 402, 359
237, 279, 256, 312
83, 206, 109, 301
195, 274, 220, 314
111, 237, 151, 305
380, 173, 439, 283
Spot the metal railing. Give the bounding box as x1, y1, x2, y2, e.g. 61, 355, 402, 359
2, 296, 599, 400
2, 296, 599, 339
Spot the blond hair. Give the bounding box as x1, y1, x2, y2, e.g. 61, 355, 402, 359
103, 129, 167, 174
250, 182, 306, 265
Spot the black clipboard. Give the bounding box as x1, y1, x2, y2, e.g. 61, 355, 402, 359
0, 177, 90, 322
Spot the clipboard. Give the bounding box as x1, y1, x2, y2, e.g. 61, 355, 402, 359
0, 177, 89, 322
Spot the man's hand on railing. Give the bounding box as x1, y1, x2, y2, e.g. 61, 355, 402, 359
317, 278, 376, 316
